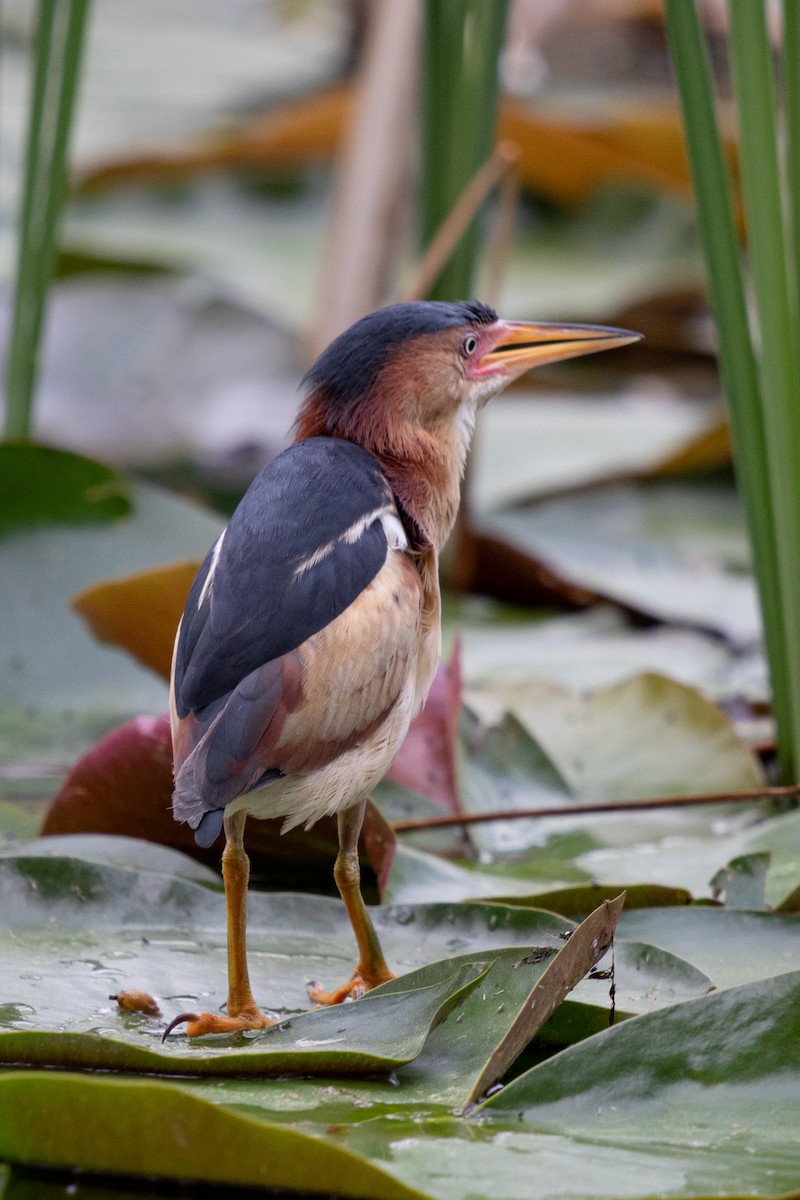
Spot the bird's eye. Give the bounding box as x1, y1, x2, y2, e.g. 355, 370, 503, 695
462, 334, 478, 356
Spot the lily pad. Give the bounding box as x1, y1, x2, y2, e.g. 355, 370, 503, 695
1, 960, 483, 1080
456, 709, 574, 856
449, 604, 766, 705
480, 972, 800, 1198
493, 881, 693, 917
0, 833, 219, 886
0, 844, 710, 1075
709, 851, 770, 909
467, 671, 762, 797
473, 389, 721, 512
0, 445, 130, 537
0, 847, 565, 1075
615, 906, 800, 989
3, 973, 793, 1200
456, 673, 762, 857
477, 481, 760, 644
0, 481, 221, 768
576, 807, 800, 905
460, 894, 623, 1110
0, 1072, 428, 1200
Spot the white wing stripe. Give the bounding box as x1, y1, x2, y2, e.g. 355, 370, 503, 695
293, 504, 399, 579
197, 530, 226, 609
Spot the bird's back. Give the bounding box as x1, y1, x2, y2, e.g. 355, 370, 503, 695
170, 437, 431, 845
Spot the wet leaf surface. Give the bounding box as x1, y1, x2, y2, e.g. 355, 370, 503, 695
2, 970, 797, 1199
614, 906, 800, 989
0, 843, 713, 1078
477, 972, 800, 1196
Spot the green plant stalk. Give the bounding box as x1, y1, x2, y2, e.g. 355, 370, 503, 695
663, 0, 794, 777
728, 0, 800, 779
421, 0, 508, 301
784, 0, 800, 314
4, 0, 91, 441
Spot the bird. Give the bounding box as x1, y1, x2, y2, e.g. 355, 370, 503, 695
164, 299, 640, 1037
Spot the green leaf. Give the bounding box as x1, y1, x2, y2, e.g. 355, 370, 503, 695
492, 882, 692, 918
481, 971, 800, 1179
4, 1, 91, 439
0, 848, 566, 1074
735, 808, 800, 909
456, 672, 762, 862
1, 833, 220, 887
615, 906, 800, 989
421, 0, 508, 299
467, 671, 762, 801
576, 807, 800, 907
0, 480, 221, 770
0, 1073, 428, 1200
449, 604, 763, 707
473, 386, 724, 513
710, 851, 770, 909
1, 961, 483, 1079
456, 710, 574, 856
6, 975, 790, 1199
665, 1, 800, 781
0, 844, 710, 1074
0, 445, 130, 537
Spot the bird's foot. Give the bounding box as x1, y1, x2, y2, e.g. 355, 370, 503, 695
162, 1004, 274, 1040
308, 963, 395, 1006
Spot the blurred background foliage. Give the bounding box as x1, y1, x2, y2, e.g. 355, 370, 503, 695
0, 0, 790, 891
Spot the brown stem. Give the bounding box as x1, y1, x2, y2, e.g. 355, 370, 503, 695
390, 785, 800, 833
402, 141, 520, 304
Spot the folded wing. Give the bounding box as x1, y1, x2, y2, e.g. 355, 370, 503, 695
170, 438, 422, 841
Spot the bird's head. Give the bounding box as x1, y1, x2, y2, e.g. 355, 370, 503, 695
296, 300, 640, 548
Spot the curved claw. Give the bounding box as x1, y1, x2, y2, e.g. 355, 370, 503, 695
162, 1011, 200, 1041
162, 1007, 274, 1040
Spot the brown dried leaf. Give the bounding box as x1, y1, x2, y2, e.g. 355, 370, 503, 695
79, 85, 740, 223
71, 561, 200, 679
461, 892, 626, 1112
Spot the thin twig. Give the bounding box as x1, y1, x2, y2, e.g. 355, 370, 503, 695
483, 142, 521, 307
403, 140, 520, 303
391, 785, 800, 833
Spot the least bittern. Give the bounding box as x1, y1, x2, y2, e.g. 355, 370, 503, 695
166, 300, 639, 1036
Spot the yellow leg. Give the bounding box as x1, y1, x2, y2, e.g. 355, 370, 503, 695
308, 800, 395, 1005
163, 812, 274, 1038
